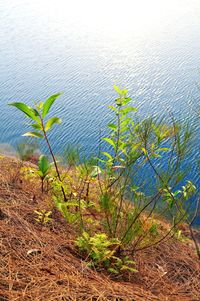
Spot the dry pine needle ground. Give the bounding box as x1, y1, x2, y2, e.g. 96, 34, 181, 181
0, 157, 200, 301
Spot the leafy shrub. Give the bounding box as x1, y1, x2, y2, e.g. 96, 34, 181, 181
9, 86, 199, 269
75, 232, 137, 274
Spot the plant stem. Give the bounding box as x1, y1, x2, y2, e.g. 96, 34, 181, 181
40, 116, 67, 201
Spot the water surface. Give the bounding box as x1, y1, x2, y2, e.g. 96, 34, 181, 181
0, 0, 200, 222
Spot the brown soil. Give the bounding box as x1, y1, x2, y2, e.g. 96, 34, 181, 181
0, 156, 200, 301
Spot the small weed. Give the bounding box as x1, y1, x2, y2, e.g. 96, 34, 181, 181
75, 232, 137, 274
34, 209, 52, 224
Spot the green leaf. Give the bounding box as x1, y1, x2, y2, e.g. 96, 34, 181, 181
82, 231, 90, 241
123, 97, 132, 105
122, 89, 128, 95
113, 85, 122, 94
22, 132, 44, 138
121, 266, 138, 273
37, 170, 44, 177
108, 268, 119, 274
108, 105, 117, 111
8, 102, 40, 122
115, 97, 123, 106
38, 155, 50, 175
108, 123, 117, 130
102, 138, 116, 149
120, 107, 137, 115
101, 152, 113, 160
42, 93, 61, 118
120, 117, 132, 126
90, 166, 102, 178
30, 123, 42, 130
156, 147, 170, 152
36, 102, 44, 110
33, 108, 40, 116
152, 153, 162, 158
45, 117, 62, 131
141, 147, 148, 156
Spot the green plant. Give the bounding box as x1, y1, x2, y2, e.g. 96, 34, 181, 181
75, 232, 137, 274
51, 155, 100, 231
54, 198, 86, 224
76, 232, 118, 262
9, 94, 67, 201
108, 256, 137, 274
76, 157, 102, 203
37, 155, 52, 193
34, 209, 52, 224
9, 86, 199, 271
71, 85, 197, 264
94, 85, 197, 255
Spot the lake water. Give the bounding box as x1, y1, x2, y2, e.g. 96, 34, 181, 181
0, 0, 200, 223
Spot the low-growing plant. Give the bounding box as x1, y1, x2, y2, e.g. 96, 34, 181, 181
75, 232, 137, 274
20, 166, 37, 181
34, 209, 52, 224
51, 155, 101, 230
9, 93, 67, 201
20, 155, 52, 193
108, 256, 138, 274
37, 155, 52, 193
